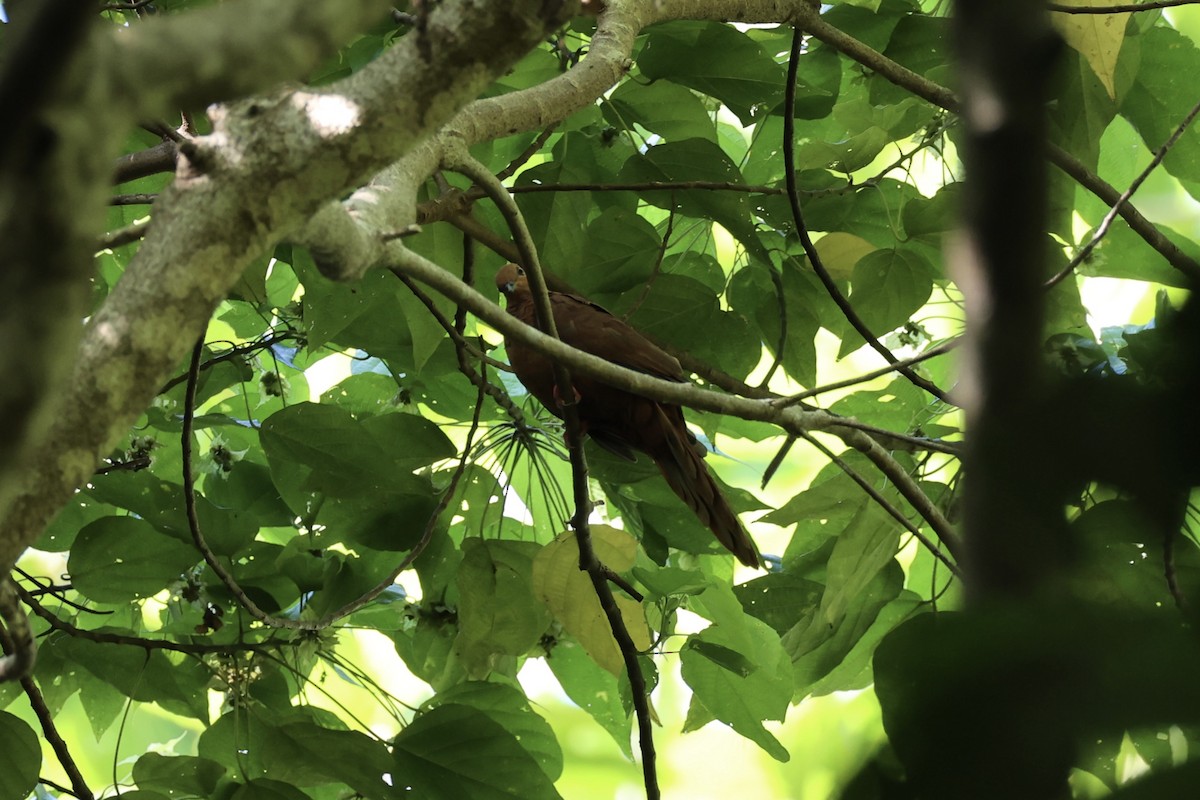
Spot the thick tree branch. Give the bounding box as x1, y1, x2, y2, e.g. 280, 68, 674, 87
0, 0, 396, 577
0, 0, 577, 575
98, 0, 394, 119
387, 248, 964, 561
300, 0, 822, 279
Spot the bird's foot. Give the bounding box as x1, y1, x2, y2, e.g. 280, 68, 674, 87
552, 383, 582, 408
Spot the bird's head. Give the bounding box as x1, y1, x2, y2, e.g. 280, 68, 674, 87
495, 263, 528, 299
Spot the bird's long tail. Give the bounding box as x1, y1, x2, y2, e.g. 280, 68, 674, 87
652, 410, 760, 568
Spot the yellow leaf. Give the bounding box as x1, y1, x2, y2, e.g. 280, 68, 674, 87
1051, 1, 1131, 99
531, 526, 652, 675
814, 232, 876, 281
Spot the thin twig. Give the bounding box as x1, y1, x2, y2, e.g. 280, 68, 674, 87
0, 619, 94, 800
1047, 0, 1199, 12
394, 272, 528, 424
622, 201, 675, 321
158, 330, 303, 393
601, 565, 645, 601
456, 229, 475, 334
507, 180, 784, 195
443, 148, 660, 800
18, 586, 276, 655
109, 193, 158, 206
800, 432, 962, 578
1164, 524, 1187, 609
443, 212, 523, 263
97, 217, 151, 250
801, 12, 1200, 281
14, 567, 111, 615
775, 338, 961, 407
1045, 95, 1200, 288
496, 124, 559, 182
37, 778, 81, 800
183, 338, 462, 631
102, 0, 156, 11
783, 26, 951, 404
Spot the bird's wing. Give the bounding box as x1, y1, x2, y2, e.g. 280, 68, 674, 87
549, 292, 684, 382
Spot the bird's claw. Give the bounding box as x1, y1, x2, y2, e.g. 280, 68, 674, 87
552, 383, 582, 408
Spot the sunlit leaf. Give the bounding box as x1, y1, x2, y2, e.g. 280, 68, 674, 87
531, 526, 652, 675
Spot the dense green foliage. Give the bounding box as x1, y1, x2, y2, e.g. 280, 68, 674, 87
7, 1, 1200, 798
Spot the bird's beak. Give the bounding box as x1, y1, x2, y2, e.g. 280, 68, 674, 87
500, 280, 515, 294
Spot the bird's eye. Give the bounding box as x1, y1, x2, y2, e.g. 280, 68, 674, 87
516, 267, 525, 276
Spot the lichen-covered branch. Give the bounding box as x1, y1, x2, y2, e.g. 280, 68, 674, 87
0, 0, 577, 574
299, 0, 822, 279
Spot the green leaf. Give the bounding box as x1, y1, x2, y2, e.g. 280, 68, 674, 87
298, 262, 409, 358
797, 178, 919, 248
1069, 500, 1200, 609
58, 637, 209, 721
727, 259, 823, 386
426, 682, 564, 781
545, 639, 632, 757
1121, 26, 1200, 195
531, 526, 651, 675
1079, 218, 1200, 289
638, 21, 785, 125
392, 704, 563, 799
872, 15, 951, 108
320, 488, 442, 552
514, 159, 594, 274
680, 616, 793, 761
688, 640, 756, 677
320, 371, 401, 414
132, 754, 229, 799
607, 78, 717, 143
618, 138, 761, 254
622, 273, 719, 353
76, 669, 130, 740
805, 588, 922, 697
841, 247, 935, 357
573, 206, 664, 295
735, 572, 823, 636
820, 502, 903, 626
230, 780, 313, 800
203, 462, 293, 528
200, 715, 394, 797
69, 516, 198, 602
85, 470, 258, 556
393, 613, 466, 693
454, 539, 551, 677
36, 491, 108, 551
260, 402, 454, 499
0, 712, 40, 800
796, 125, 891, 173
1052, 2, 1131, 99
